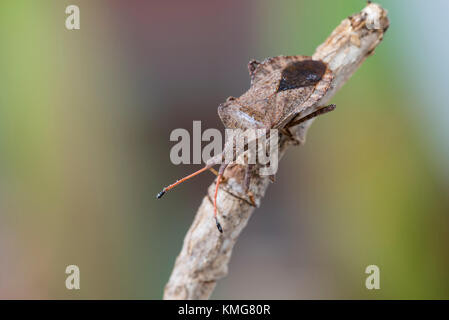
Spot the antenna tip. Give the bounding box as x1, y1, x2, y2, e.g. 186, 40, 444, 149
156, 190, 166, 199
215, 218, 223, 233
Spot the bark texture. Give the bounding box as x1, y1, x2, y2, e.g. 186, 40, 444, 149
163, 3, 389, 300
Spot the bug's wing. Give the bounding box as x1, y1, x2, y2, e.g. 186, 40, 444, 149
247, 56, 332, 129
231, 56, 316, 129
218, 56, 309, 130
219, 56, 332, 131
249, 55, 311, 85
273, 60, 333, 129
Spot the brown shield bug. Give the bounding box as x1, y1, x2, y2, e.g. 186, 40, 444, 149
157, 55, 335, 233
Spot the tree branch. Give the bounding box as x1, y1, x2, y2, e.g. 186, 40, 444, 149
163, 2, 389, 300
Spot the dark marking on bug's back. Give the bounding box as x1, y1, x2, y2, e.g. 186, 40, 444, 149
278, 60, 327, 92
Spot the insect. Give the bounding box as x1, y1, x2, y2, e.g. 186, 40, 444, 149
157, 55, 336, 233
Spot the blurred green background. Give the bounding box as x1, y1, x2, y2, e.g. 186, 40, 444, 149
1, 0, 448, 299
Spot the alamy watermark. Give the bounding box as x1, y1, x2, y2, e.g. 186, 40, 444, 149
169, 121, 279, 176
365, 265, 380, 290
65, 265, 80, 290
65, 5, 80, 30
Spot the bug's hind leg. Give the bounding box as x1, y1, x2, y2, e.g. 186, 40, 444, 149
280, 127, 301, 145
286, 104, 336, 129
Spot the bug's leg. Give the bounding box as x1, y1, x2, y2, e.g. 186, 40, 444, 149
280, 127, 301, 145
156, 163, 215, 199
286, 104, 336, 129
243, 164, 253, 193
214, 162, 229, 233
208, 167, 228, 183
243, 164, 257, 207
209, 167, 219, 176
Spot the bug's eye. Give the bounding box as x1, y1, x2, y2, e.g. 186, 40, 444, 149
278, 60, 327, 92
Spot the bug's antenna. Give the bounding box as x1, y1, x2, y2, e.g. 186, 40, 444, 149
156, 164, 213, 199
157, 153, 228, 233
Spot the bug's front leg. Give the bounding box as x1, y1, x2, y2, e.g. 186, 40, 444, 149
244, 163, 254, 193
208, 167, 228, 183
243, 163, 257, 207
213, 162, 229, 233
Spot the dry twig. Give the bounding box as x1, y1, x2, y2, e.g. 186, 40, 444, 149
163, 3, 389, 300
